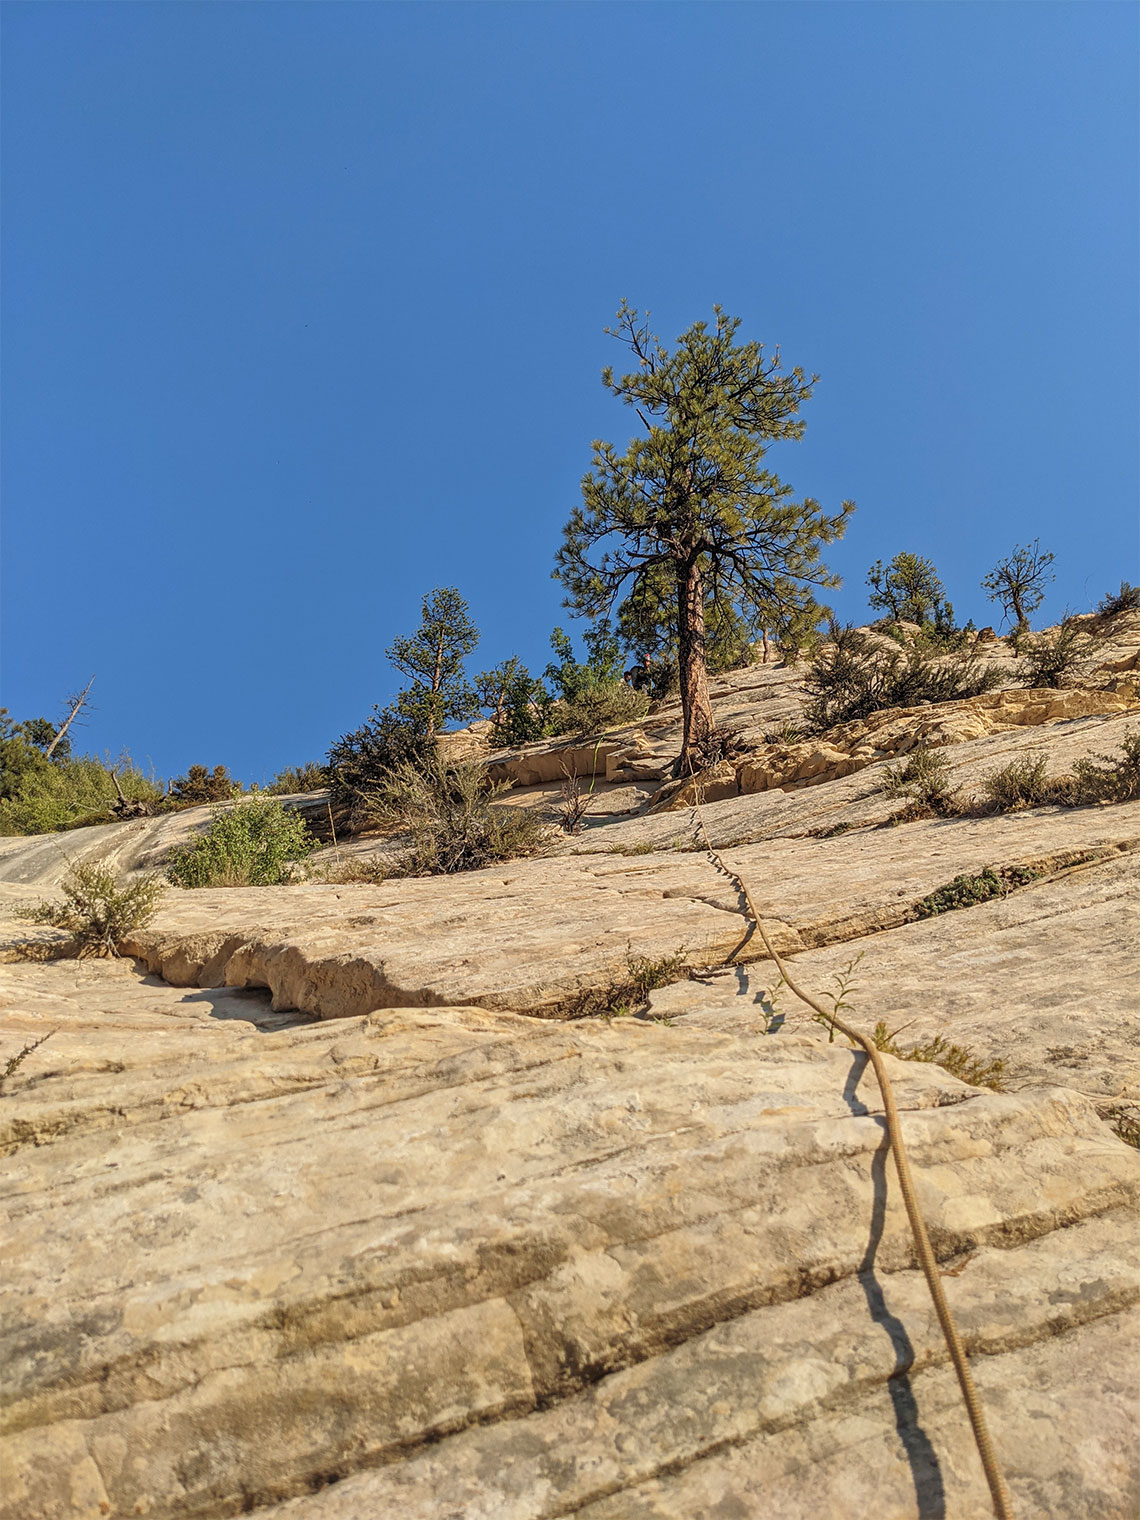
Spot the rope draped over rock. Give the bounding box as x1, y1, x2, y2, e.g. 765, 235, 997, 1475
688, 800, 1015, 1520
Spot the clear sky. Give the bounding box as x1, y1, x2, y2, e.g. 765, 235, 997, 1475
3, 1, 1137, 783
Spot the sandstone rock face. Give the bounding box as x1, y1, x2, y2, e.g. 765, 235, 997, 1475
2, 622, 1139, 1518
2, 990, 1138, 1520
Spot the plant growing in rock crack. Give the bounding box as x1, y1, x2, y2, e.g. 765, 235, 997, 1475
15, 864, 165, 957
802, 948, 863, 1045
563, 944, 689, 1020
871, 1021, 1006, 1091
1, 1030, 55, 1089
913, 864, 1043, 918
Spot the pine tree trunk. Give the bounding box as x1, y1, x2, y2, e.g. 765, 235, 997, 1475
676, 556, 714, 768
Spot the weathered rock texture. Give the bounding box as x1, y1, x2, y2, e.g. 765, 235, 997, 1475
2, 617, 1139, 1518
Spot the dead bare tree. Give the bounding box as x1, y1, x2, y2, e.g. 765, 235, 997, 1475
43, 675, 95, 759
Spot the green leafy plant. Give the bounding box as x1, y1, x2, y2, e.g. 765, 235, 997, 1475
913, 864, 1043, 918
980, 753, 1059, 812
545, 623, 649, 736
387, 586, 481, 738
169, 764, 239, 805
810, 954, 865, 1043
366, 754, 550, 876
872, 1021, 1006, 1091
16, 863, 166, 956
554, 303, 853, 769
166, 794, 315, 887
327, 705, 433, 811
0, 752, 166, 837
867, 553, 955, 628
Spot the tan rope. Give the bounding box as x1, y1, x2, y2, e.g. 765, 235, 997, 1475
689, 805, 1014, 1520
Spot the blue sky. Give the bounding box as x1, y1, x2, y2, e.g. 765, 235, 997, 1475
3, 1, 1137, 783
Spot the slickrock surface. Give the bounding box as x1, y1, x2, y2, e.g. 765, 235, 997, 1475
3, 618, 1139, 1518
3, 1001, 1138, 1520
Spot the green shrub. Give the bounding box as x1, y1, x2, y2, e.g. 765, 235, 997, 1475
366, 754, 551, 876
804, 625, 1002, 732
0, 755, 165, 836
543, 623, 649, 736
169, 764, 238, 805
880, 745, 959, 814
167, 794, 315, 887
326, 705, 433, 811
1070, 729, 1140, 804
872, 1021, 1006, 1091
268, 762, 330, 794
16, 863, 166, 956
556, 682, 649, 736
1017, 619, 1087, 688
980, 753, 1058, 812
1096, 582, 1140, 617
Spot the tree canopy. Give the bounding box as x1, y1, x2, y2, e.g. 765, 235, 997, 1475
867, 553, 955, 629
981, 541, 1054, 633
555, 303, 853, 763
386, 586, 480, 737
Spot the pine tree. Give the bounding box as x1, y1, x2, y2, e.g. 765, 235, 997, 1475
555, 303, 853, 766
866, 553, 955, 628
386, 587, 480, 738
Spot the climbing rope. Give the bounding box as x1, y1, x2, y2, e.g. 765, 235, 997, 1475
687, 802, 1014, 1520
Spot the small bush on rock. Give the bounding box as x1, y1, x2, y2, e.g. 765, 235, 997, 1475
326, 706, 433, 813
980, 754, 1058, 812
268, 762, 329, 795
804, 625, 1002, 732
545, 624, 649, 737
1096, 582, 1140, 617
880, 745, 959, 815
1070, 729, 1140, 805
1017, 619, 1087, 689
169, 764, 238, 806
913, 864, 1042, 917
367, 754, 550, 875
16, 863, 166, 956
167, 794, 315, 887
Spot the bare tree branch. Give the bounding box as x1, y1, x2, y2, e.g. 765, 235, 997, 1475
44, 675, 95, 760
